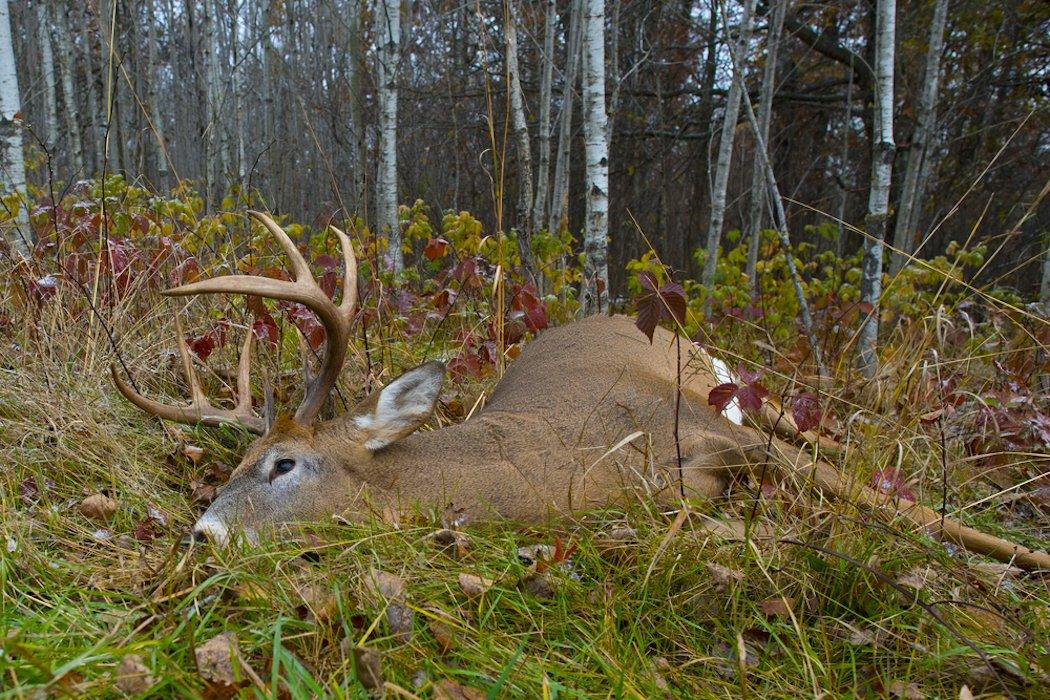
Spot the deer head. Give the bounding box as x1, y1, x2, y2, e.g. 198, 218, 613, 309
112, 211, 445, 544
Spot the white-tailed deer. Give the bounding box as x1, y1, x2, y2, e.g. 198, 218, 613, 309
113, 212, 1049, 570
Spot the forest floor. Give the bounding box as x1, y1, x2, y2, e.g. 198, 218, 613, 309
2, 192, 1049, 698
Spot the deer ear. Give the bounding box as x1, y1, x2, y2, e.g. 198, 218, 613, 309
352, 361, 445, 451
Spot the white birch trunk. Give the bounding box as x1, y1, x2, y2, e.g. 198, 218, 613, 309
548, 0, 583, 236
202, 0, 223, 203
36, 4, 59, 149
888, 0, 947, 276
580, 0, 609, 315
146, 0, 168, 180
531, 0, 556, 233
1041, 241, 1050, 314
53, 2, 84, 174
377, 0, 402, 272
0, 0, 28, 256
701, 0, 756, 312
504, 0, 535, 272
745, 0, 787, 293
347, 0, 367, 213
858, 0, 896, 378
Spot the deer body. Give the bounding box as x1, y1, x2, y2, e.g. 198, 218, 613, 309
115, 212, 1050, 570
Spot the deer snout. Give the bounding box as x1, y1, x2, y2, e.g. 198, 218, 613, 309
192, 510, 232, 547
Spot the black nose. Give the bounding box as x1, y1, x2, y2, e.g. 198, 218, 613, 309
187, 529, 209, 546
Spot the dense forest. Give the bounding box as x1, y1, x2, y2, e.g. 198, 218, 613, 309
3, 1, 1048, 297
3, 1, 1050, 696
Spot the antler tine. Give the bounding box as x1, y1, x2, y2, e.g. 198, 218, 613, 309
161, 211, 358, 425
246, 210, 313, 282
110, 322, 266, 435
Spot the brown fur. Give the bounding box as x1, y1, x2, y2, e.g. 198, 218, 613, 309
187, 315, 1048, 569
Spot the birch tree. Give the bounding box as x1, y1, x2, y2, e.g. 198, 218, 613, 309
504, 0, 535, 273
377, 0, 402, 273
888, 0, 948, 276
580, 0, 609, 314
701, 0, 756, 312
548, 0, 583, 235
347, 0, 367, 213
745, 0, 787, 293
0, 0, 27, 256
53, 2, 84, 174
531, 0, 556, 233
36, 4, 59, 150
857, 0, 896, 378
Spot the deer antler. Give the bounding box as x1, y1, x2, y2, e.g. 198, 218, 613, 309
111, 318, 266, 434
112, 210, 358, 431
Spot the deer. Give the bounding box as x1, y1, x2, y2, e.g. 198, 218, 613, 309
112, 211, 1050, 571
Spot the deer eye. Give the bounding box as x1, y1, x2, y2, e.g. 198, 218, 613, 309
270, 458, 296, 481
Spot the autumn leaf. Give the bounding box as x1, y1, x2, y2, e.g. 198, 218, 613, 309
708, 382, 739, 413
424, 237, 449, 261
736, 383, 769, 412
80, 493, 117, 521
633, 271, 687, 342
791, 393, 822, 433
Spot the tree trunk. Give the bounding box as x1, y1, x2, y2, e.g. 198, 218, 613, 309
504, 0, 535, 274
531, 0, 556, 233
36, 4, 59, 151
745, 0, 787, 294
888, 0, 947, 276
202, 0, 223, 204
53, 2, 84, 175
146, 0, 169, 181
0, 0, 28, 256
548, 0, 583, 236
580, 0, 609, 315
80, 3, 103, 175
685, 0, 719, 272
347, 0, 367, 215
377, 0, 402, 272
858, 0, 896, 378
701, 0, 756, 313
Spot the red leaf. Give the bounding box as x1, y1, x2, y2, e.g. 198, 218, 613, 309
858, 301, 875, 315
188, 333, 217, 361
708, 383, 739, 413
871, 468, 914, 501
658, 282, 687, 326
791, 393, 822, 433
737, 364, 763, 385
424, 238, 449, 261
737, 383, 769, 412
314, 254, 339, 271
251, 314, 279, 348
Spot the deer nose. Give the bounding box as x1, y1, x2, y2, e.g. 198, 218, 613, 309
192, 529, 209, 544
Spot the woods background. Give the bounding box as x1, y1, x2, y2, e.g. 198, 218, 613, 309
1, 0, 1048, 297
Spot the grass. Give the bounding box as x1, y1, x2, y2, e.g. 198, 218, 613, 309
2, 247, 1049, 698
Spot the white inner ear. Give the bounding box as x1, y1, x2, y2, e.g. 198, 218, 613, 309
354, 364, 443, 450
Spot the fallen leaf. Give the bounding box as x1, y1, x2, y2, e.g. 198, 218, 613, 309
958, 685, 974, 700
458, 572, 493, 596
353, 647, 384, 692
182, 444, 206, 465
80, 494, 117, 521
365, 569, 412, 641
706, 563, 744, 590
191, 481, 217, 505
889, 680, 924, 699
757, 596, 794, 618
520, 572, 554, 599
366, 568, 405, 601
114, 654, 155, 695
431, 529, 471, 557
429, 619, 456, 655
195, 632, 239, 686
433, 679, 486, 700
294, 583, 337, 624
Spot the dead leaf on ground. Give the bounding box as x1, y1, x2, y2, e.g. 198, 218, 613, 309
182, 444, 206, 464
429, 618, 456, 654
706, 562, 744, 590
431, 528, 471, 557
80, 493, 117, 521
114, 654, 155, 695
353, 646, 384, 691
458, 572, 493, 597
366, 568, 405, 602
889, 680, 924, 699
195, 632, 239, 686
757, 596, 794, 618
433, 679, 486, 700
694, 517, 777, 542
520, 572, 554, 599
958, 685, 974, 700
294, 583, 338, 624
